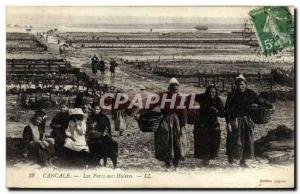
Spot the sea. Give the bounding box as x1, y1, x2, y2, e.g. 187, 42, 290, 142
7, 23, 243, 33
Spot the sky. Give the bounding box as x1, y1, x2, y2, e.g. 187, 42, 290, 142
6, 6, 257, 24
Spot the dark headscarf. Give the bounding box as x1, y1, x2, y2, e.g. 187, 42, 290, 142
205, 85, 219, 98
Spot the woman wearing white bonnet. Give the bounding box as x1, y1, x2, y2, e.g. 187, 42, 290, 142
63, 108, 91, 167
169, 77, 179, 85
225, 74, 272, 167
64, 108, 89, 152
154, 77, 188, 170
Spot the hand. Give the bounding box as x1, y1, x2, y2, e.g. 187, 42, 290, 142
78, 131, 84, 136
69, 121, 76, 128
42, 140, 49, 147
208, 106, 218, 114
103, 130, 108, 136
77, 120, 83, 127
38, 141, 46, 149
226, 123, 232, 133
46, 138, 55, 144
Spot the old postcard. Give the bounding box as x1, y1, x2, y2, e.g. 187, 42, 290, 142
6, 6, 295, 189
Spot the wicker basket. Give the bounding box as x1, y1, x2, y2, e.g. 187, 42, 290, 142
249, 105, 275, 124
136, 111, 162, 132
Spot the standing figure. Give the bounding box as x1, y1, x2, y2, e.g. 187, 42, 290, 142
91, 54, 99, 75
194, 85, 225, 166
20, 89, 29, 108
87, 102, 118, 168
22, 113, 55, 166
50, 100, 69, 155
74, 92, 85, 108
112, 110, 127, 136
154, 78, 188, 169
112, 91, 128, 136
99, 56, 106, 74
110, 59, 117, 77
225, 74, 271, 167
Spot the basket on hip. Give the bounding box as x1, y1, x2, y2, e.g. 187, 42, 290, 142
249, 105, 275, 124
136, 111, 162, 132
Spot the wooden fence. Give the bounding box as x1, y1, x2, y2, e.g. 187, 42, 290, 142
6, 59, 69, 74
70, 39, 258, 49
6, 32, 48, 52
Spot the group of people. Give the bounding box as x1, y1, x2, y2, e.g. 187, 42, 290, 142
153, 74, 272, 169
22, 100, 118, 168
91, 54, 118, 77
91, 54, 106, 75
22, 73, 272, 169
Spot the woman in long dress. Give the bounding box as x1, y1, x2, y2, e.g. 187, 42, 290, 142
154, 78, 188, 169
63, 108, 90, 166
194, 85, 225, 166
225, 74, 272, 167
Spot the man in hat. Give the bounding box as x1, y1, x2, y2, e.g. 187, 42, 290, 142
50, 100, 69, 155
87, 102, 118, 168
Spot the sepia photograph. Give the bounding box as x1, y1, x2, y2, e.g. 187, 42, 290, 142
5, 6, 295, 189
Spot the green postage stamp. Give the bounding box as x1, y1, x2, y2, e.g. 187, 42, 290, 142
249, 6, 294, 56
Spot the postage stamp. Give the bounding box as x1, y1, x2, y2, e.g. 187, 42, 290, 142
249, 6, 294, 56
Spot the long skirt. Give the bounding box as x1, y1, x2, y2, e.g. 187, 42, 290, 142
88, 136, 118, 158
62, 147, 91, 167
226, 116, 255, 160
28, 142, 55, 164
154, 112, 187, 162
113, 110, 127, 132
194, 122, 221, 160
